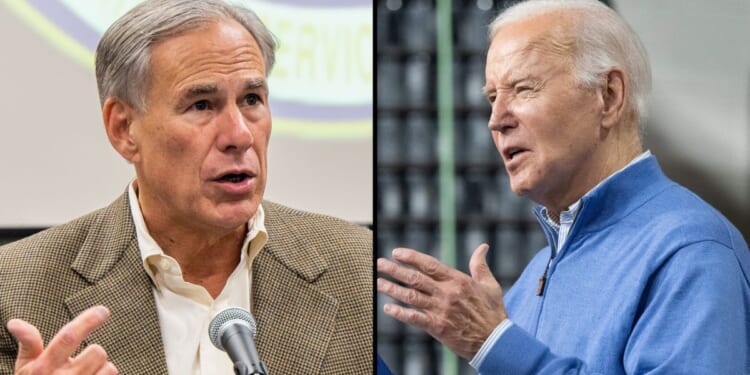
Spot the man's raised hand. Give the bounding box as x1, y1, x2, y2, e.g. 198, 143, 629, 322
6, 305, 117, 374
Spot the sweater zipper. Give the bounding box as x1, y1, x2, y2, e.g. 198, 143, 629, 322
534, 215, 558, 297
534, 201, 586, 297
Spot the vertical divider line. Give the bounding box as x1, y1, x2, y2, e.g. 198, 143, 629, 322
436, 0, 458, 374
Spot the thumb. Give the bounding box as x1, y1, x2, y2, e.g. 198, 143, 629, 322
469, 243, 495, 283
7, 319, 44, 368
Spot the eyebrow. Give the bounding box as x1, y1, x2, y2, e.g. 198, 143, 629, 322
179, 78, 267, 101
183, 84, 218, 100
483, 72, 537, 97
482, 85, 493, 98
244, 78, 267, 92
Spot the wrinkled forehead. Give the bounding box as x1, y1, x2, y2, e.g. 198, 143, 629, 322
149, 20, 266, 89
153, 20, 264, 65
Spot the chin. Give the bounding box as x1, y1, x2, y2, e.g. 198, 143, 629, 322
209, 206, 256, 228
209, 216, 251, 232
508, 178, 528, 197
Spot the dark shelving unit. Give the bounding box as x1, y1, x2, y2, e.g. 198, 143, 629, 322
376, 0, 546, 374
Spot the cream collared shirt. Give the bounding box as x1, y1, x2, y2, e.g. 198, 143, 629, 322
127, 183, 268, 375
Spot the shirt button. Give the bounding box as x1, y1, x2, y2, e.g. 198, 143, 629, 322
159, 258, 171, 270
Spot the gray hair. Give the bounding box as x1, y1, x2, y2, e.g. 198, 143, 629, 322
489, 0, 652, 126
95, 0, 277, 112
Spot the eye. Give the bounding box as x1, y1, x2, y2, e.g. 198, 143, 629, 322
515, 85, 532, 94
244, 93, 261, 106
191, 100, 210, 111
486, 94, 496, 104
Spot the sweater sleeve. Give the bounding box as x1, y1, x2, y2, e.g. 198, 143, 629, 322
475, 241, 748, 374
475, 324, 604, 375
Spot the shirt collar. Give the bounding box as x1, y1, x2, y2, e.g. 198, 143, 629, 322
127, 181, 268, 284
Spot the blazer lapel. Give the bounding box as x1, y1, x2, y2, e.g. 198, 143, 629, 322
65, 193, 168, 374
252, 205, 338, 374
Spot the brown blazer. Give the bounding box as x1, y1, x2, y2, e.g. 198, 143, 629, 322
0, 193, 373, 374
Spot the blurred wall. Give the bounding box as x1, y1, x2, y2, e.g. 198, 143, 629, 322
616, 0, 750, 238
0, 1, 372, 228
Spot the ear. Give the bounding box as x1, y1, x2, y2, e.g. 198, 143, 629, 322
102, 97, 141, 163
600, 68, 627, 129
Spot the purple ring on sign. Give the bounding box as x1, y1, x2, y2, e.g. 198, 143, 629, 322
28, 0, 100, 50
271, 101, 372, 121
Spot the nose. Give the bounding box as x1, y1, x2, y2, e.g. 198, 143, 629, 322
216, 105, 253, 153
487, 93, 516, 134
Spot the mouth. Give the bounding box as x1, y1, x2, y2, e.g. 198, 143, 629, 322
210, 170, 257, 196
216, 173, 252, 183
503, 147, 528, 161
211, 168, 257, 185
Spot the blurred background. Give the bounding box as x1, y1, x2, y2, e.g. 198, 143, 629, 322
0, 0, 372, 244
376, 0, 750, 374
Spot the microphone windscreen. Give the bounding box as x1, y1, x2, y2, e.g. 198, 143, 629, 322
208, 307, 257, 351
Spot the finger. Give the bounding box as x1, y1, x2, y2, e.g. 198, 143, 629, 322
391, 248, 461, 281
382, 303, 433, 332
469, 243, 496, 283
42, 305, 110, 368
377, 278, 432, 309
95, 361, 119, 375
377, 258, 436, 295
70, 344, 109, 374
6, 319, 44, 369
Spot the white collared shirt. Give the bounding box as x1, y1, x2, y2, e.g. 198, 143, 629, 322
127, 183, 268, 375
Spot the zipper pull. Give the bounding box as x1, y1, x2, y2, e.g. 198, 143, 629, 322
536, 257, 553, 296
536, 272, 547, 296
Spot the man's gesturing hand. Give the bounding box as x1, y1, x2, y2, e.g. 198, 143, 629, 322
6, 305, 118, 374
377, 244, 507, 359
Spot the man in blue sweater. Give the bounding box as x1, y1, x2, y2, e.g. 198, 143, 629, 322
377, 0, 750, 374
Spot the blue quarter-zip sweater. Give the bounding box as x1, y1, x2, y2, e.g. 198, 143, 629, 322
477, 156, 750, 374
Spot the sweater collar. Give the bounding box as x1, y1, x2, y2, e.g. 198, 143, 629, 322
569, 154, 672, 234
533, 153, 673, 245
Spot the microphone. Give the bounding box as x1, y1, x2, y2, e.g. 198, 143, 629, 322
209, 307, 268, 375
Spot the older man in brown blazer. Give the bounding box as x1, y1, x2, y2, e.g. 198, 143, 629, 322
0, 1, 372, 374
